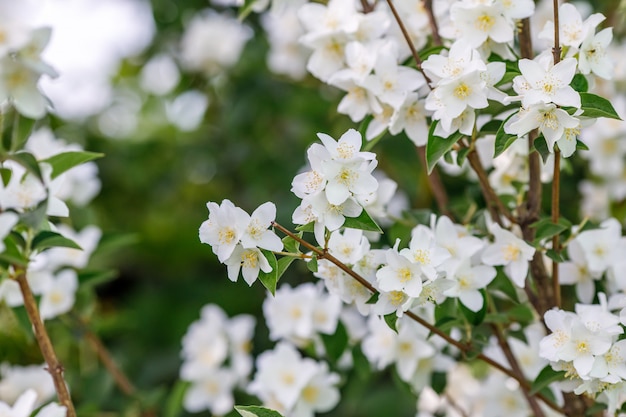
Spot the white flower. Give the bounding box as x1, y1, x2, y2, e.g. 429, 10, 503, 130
400, 226, 450, 281
427, 70, 488, 121
450, 2, 514, 48
422, 40, 486, 85
514, 57, 580, 108
444, 260, 496, 312
322, 158, 378, 205
317, 129, 375, 161
241, 202, 283, 252
389, 92, 428, 146
377, 247, 424, 298
291, 362, 340, 417
0, 364, 55, 407
180, 10, 252, 74
183, 368, 237, 415
0, 56, 49, 119
538, 3, 605, 49
0, 389, 37, 417
559, 240, 601, 303
39, 269, 78, 320
0, 212, 19, 253
579, 28, 613, 79
199, 199, 249, 263
41, 225, 101, 270
224, 244, 272, 286
506, 103, 579, 151
481, 224, 535, 288
327, 228, 370, 265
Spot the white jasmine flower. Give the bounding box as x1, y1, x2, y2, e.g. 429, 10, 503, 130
389, 92, 428, 146
0, 389, 37, 417
183, 368, 237, 415
199, 199, 249, 263
514, 57, 580, 108
450, 2, 514, 48
317, 128, 375, 161
400, 226, 450, 281
327, 228, 370, 265
39, 269, 78, 320
538, 3, 605, 49
481, 224, 535, 288
0, 212, 19, 253
0, 364, 55, 407
559, 240, 601, 303
444, 260, 496, 312
506, 103, 580, 151
579, 28, 613, 80
291, 362, 340, 417
322, 158, 378, 205
241, 202, 283, 252
224, 244, 272, 286
377, 247, 424, 298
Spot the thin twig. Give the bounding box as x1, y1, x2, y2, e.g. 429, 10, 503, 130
416, 146, 453, 219
271, 222, 564, 414
73, 315, 137, 397
14, 271, 77, 417
423, 0, 442, 46
384, 0, 432, 85
360, 0, 374, 13
551, 0, 562, 309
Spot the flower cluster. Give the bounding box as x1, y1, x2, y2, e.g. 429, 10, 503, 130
291, 129, 379, 245
199, 200, 283, 285
179, 304, 255, 415
248, 342, 340, 417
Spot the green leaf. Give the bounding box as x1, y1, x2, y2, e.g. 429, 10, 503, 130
295, 222, 315, 233
19, 199, 48, 231
282, 234, 301, 253
383, 313, 398, 333
320, 321, 349, 362
571, 73, 588, 93
489, 268, 519, 303
235, 406, 285, 417
31, 231, 82, 252
533, 135, 551, 163
0, 167, 11, 187
164, 380, 190, 417
0, 235, 28, 266
506, 304, 534, 325
431, 372, 447, 395
576, 139, 589, 151
258, 250, 278, 296
238, 0, 257, 21
343, 209, 382, 233
478, 119, 503, 135
9, 114, 37, 152
530, 365, 566, 395
10, 152, 43, 183
580, 92, 622, 120
306, 254, 318, 273
43, 151, 104, 179
420, 45, 447, 60
493, 113, 518, 158
276, 256, 296, 281
456, 147, 470, 166
426, 121, 464, 173
78, 270, 118, 287
545, 249, 565, 263
531, 218, 570, 244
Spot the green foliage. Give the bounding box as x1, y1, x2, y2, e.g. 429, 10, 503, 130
235, 406, 285, 417
31, 230, 82, 252
426, 121, 464, 173
343, 209, 383, 233
44, 151, 104, 179
493, 114, 517, 158
580, 92, 622, 119
530, 366, 566, 395
259, 250, 278, 295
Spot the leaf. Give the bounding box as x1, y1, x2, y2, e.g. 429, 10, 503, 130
343, 209, 383, 233
19, 199, 48, 231
530, 365, 566, 395
258, 250, 278, 296
276, 256, 296, 281
9, 114, 37, 152
489, 268, 519, 303
420, 45, 447, 60
506, 304, 534, 325
545, 249, 565, 263
571, 73, 588, 93
31, 231, 82, 252
10, 152, 43, 182
235, 406, 285, 417
478, 119, 504, 135
0, 235, 28, 266
0, 167, 11, 187
320, 321, 349, 362
78, 270, 118, 287
531, 218, 570, 244
576, 139, 589, 151
282, 234, 301, 253
295, 222, 315, 233
456, 147, 470, 166
580, 92, 622, 120
238, 0, 257, 21
493, 113, 518, 158
533, 135, 551, 163
426, 121, 464, 173
44, 151, 104, 179
164, 380, 190, 417
383, 313, 398, 333
306, 254, 318, 273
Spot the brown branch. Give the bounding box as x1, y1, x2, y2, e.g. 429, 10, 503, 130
271, 222, 564, 414
15, 271, 76, 417
74, 316, 137, 397
552, 0, 562, 64
360, 0, 374, 13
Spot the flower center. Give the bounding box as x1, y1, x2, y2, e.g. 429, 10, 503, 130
241, 250, 259, 268
502, 243, 520, 261
218, 227, 237, 245
398, 267, 413, 283
454, 83, 472, 99
475, 14, 495, 32
413, 249, 431, 265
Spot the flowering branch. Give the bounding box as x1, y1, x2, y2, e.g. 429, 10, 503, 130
14, 270, 77, 417
271, 221, 564, 414
551, 0, 562, 308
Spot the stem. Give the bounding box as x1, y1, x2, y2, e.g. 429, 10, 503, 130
552, 0, 562, 64
271, 222, 564, 414
360, 0, 374, 13
423, 0, 442, 46
384, 0, 432, 85
15, 271, 76, 417
73, 315, 137, 397
551, 0, 562, 309
466, 151, 516, 226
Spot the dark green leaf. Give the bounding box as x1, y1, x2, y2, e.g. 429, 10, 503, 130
431, 372, 447, 395
570, 73, 588, 93
320, 321, 349, 362
506, 304, 534, 325
164, 380, 190, 417
366, 292, 379, 304
478, 119, 503, 135
426, 120, 464, 173
343, 209, 383, 233
0, 235, 28, 266
276, 256, 296, 281
533, 135, 551, 163
44, 151, 104, 179
258, 250, 278, 296
580, 92, 622, 120
0, 167, 11, 187
495, 71, 520, 87
457, 147, 470, 166
383, 313, 398, 333
530, 365, 566, 394
545, 249, 565, 263
576, 139, 589, 151
10, 152, 43, 183
531, 218, 570, 244
306, 254, 318, 273
493, 113, 518, 158
32, 231, 82, 252
489, 268, 520, 303
235, 406, 285, 417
